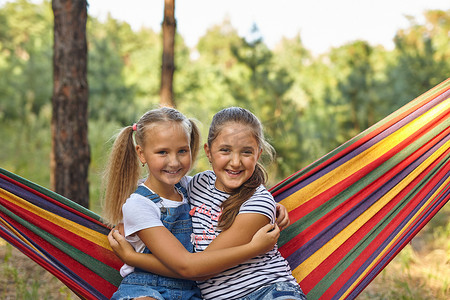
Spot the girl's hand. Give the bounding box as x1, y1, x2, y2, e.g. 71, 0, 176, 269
107, 229, 136, 264
116, 223, 125, 235
275, 203, 290, 230
249, 223, 280, 254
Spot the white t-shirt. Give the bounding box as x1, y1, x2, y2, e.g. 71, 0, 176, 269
188, 170, 297, 300
119, 177, 189, 277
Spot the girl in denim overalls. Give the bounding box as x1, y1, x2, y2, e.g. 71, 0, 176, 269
103, 107, 280, 300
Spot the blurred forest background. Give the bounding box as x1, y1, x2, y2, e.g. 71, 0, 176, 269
0, 0, 449, 299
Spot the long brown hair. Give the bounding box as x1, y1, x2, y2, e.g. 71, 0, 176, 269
102, 107, 200, 226
207, 107, 275, 230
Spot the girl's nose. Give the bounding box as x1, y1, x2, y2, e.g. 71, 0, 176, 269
230, 153, 241, 167
167, 154, 180, 165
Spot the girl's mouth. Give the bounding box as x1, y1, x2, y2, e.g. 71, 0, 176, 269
226, 169, 242, 176
164, 169, 181, 175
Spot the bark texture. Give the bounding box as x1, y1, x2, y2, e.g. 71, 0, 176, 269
160, 0, 176, 107
51, 0, 90, 208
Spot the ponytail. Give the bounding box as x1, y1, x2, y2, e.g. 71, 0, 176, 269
102, 126, 140, 226
189, 119, 201, 166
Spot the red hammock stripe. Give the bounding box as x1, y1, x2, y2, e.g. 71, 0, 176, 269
281, 123, 450, 260
345, 175, 450, 299
0, 196, 121, 270
0, 172, 108, 232
319, 149, 450, 299
0, 210, 117, 299
270, 80, 450, 198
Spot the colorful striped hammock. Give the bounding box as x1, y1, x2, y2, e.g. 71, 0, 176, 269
1, 78, 449, 299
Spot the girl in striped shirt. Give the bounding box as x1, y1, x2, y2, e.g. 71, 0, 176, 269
186, 107, 306, 300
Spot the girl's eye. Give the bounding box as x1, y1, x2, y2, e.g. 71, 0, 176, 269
219, 148, 230, 152
179, 149, 188, 154
157, 151, 167, 155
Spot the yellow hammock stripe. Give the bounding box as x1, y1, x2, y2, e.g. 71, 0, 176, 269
0, 188, 112, 250
0, 217, 49, 260
339, 173, 450, 300
280, 98, 450, 212
291, 138, 450, 281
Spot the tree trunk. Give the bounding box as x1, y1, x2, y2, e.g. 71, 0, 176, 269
51, 0, 90, 208
160, 0, 176, 107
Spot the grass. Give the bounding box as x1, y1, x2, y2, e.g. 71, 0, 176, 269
0, 240, 77, 300
358, 205, 450, 300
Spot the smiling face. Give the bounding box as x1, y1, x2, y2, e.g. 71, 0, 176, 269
136, 121, 191, 197
205, 122, 262, 193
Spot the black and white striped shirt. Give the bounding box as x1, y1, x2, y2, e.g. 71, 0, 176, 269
188, 170, 297, 300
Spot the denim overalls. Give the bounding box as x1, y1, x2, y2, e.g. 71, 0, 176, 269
111, 184, 202, 300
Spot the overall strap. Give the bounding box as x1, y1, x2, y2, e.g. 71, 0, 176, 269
134, 183, 187, 209
174, 183, 188, 200
134, 185, 162, 204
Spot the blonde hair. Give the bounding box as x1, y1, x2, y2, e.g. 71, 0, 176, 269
102, 107, 200, 226
207, 107, 275, 230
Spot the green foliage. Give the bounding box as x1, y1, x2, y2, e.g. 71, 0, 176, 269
88, 118, 125, 213
0, 0, 448, 203
87, 17, 138, 124
1, 107, 52, 187
331, 41, 377, 136
0, 0, 53, 121
385, 10, 450, 110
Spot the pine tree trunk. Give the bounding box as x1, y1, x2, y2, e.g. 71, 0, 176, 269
51, 0, 90, 208
160, 0, 176, 107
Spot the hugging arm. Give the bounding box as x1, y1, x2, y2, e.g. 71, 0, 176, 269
108, 222, 279, 280
108, 229, 181, 278
205, 213, 271, 252
109, 203, 289, 279
205, 201, 290, 251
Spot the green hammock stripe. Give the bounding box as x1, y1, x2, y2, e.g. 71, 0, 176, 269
278, 116, 450, 247
0, 203, 122, 286
0, 168, 103, 222
270, 80, 449, 194
307, 152, 450, 299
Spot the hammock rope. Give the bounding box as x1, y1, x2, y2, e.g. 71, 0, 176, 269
1, 78, 449, 299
